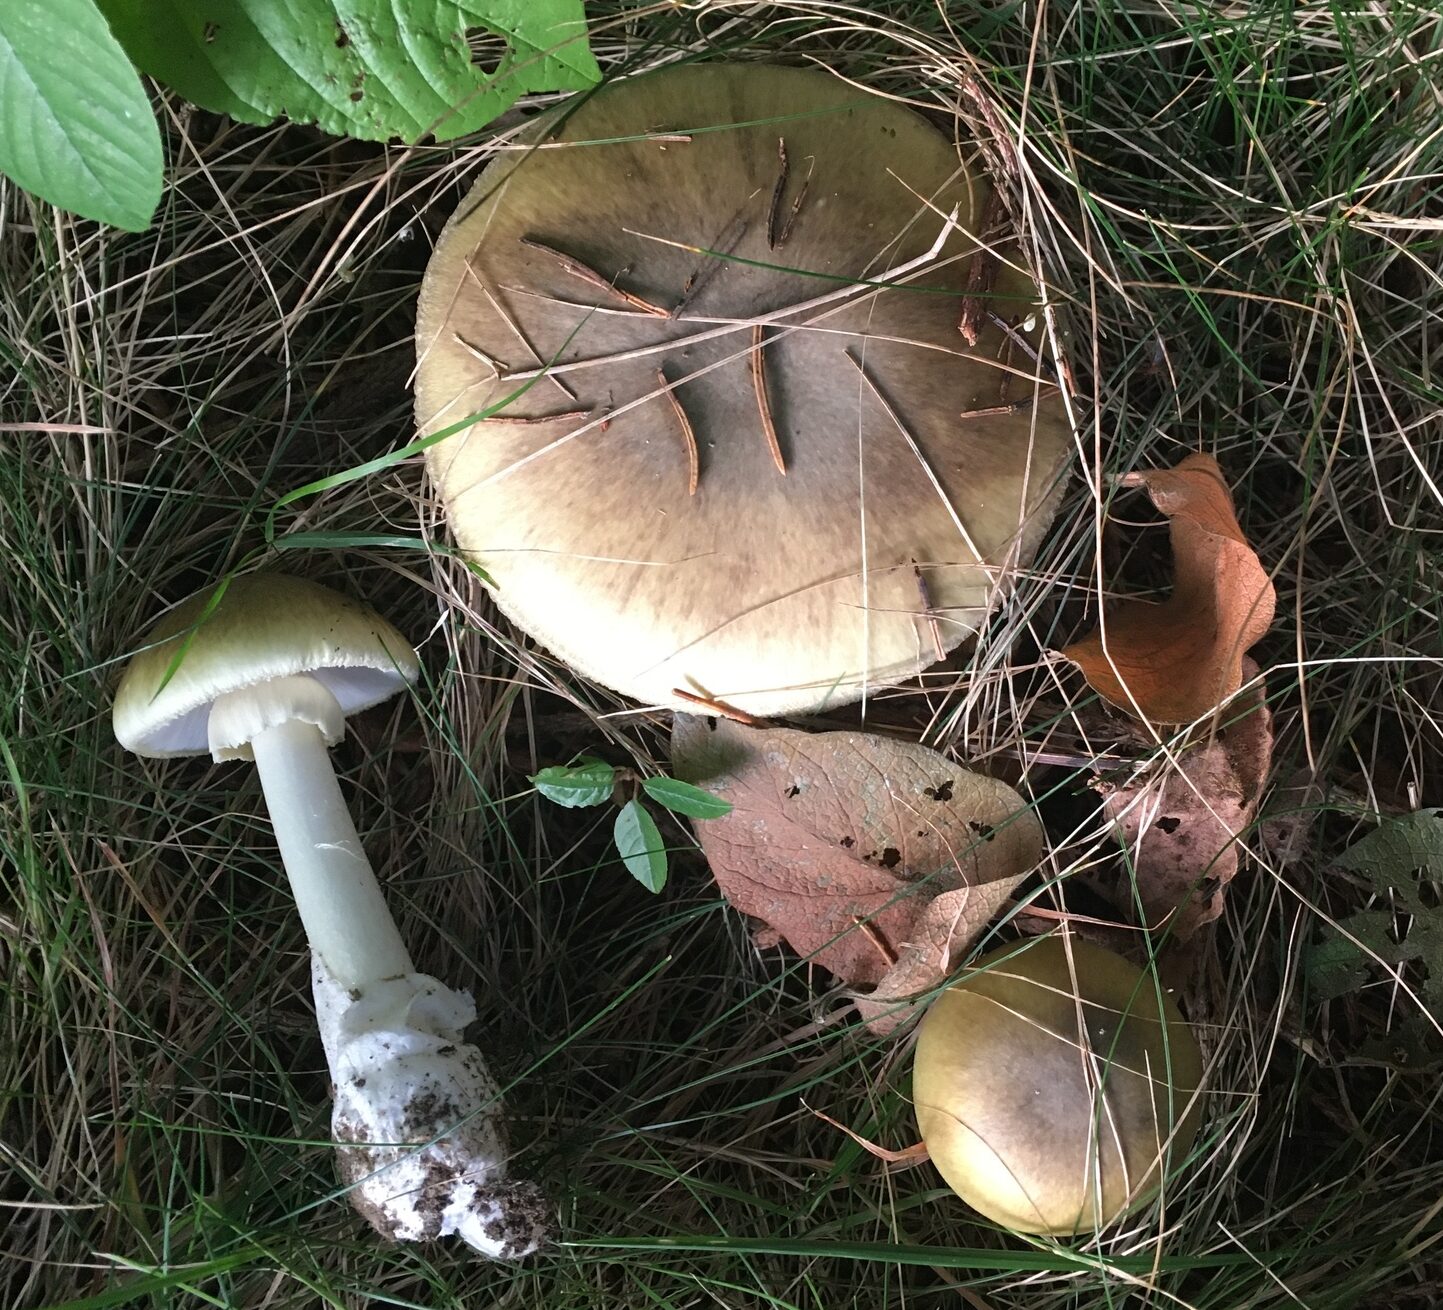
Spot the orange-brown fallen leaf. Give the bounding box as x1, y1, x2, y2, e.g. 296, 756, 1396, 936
671, 717, 1045, 1032
1061, 453, 1275, 725
1097, 664, 1273, 941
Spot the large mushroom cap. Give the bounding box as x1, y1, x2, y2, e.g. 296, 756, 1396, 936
913, 936, 1204, 1235
416, 64, 1071, 716
113, 574, 420, 758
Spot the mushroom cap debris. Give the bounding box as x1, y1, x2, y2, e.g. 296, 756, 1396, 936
113, 573, 420, 759
913, 936, 1204, 1234
416, 63, 1071, 716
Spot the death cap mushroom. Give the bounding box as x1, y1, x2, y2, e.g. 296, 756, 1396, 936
913, 936, 1204, 1235
417, 64, 1071, 716
113, 574, 550, 1257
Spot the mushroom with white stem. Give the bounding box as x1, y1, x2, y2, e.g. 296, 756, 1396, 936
112, 573, 550, 1257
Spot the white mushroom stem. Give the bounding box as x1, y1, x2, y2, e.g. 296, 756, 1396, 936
247, 722, 413, 987
206, 673, 550, 1256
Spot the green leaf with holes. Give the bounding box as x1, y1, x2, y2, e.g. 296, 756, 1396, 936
1307, 808, 1443, 1066
614, 799, 667, 894
0, 0, 162, 230
97, 0, 599, 144
530, 760, 616, 809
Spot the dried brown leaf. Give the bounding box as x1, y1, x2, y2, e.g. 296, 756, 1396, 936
1061, 453, 1275, 725
672, 717, 1045, 1032
1099, 666, 1273, 940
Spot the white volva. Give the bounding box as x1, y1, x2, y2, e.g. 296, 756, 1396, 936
313, 959, 549, 1255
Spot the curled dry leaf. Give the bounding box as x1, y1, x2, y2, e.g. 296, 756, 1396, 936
1061, 453, 1275, 725
671, 716, 1045, 1032
1098, 662, 1273, 941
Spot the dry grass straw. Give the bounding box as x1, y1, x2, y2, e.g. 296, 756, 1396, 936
2, 2, 1441, 1306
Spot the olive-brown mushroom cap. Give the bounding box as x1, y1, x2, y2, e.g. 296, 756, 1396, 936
113, 574, 420, 758
913, 936, 1204, 1234
416, 64, 1071, 716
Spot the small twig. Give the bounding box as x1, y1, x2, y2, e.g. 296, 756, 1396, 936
805, 1101, 931, 1169
675, 210, 749, 315
958, 188, 1007, 346
1013, 904, 1146, 931
845, 351, 985, 564
475, 218, 964, 491
1056, 343, 1079, 397
851, 914, 898, 968
0, 422, 111, 435
961, 73, 1023, 186
986, 310, 1042, 366
912, 559, 946, 662
467, 269, 577, 401
996, 313, 1016, 407
958, 403, 1027, 421
959, 385, 1059, 421
520, 236, 671, 318
671, 688, 768, 726
488, 132, 692, 152
499, 284, 657, 318
452, 332, 504, 373
657, 368, 699, 496
486, 408, 593, 426
751, 325, 785, 476
499, 208, 960, 385
767, 137, 789, 250
777, 155, 814, 248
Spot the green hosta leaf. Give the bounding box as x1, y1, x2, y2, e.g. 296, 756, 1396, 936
530, 760, 615, 808
642, 775, 733, 820
614, 800, 666, 893
98, 0, 600, 144
0, 0, 162, 230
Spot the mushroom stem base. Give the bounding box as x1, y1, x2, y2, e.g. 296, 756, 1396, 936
312, 955, 552, 1257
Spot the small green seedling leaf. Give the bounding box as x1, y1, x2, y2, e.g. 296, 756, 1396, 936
530, 761, 615, 808
99, 0, 600, 144
1307, 808, 1443, 1065
641, 776, 733, 820
0, 0, 163, 230
614, 799, 667, 893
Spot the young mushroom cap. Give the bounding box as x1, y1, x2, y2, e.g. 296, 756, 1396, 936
113, 573, 419, 760
913, 936, 1204, 1235
416, 63, 1072, 717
